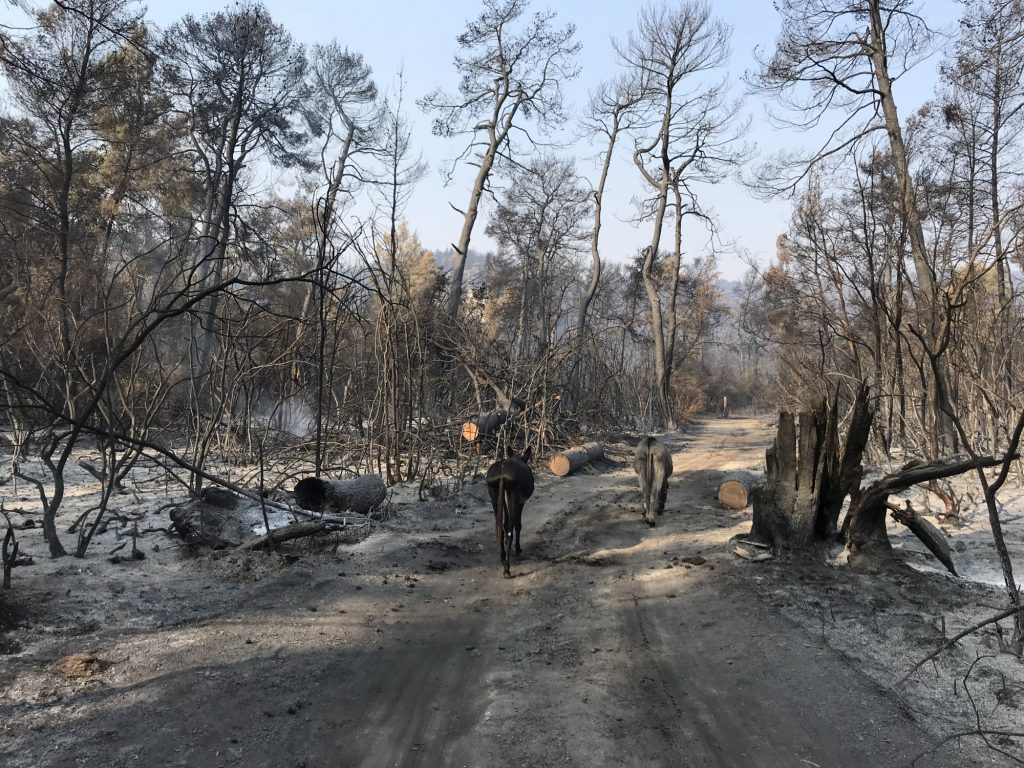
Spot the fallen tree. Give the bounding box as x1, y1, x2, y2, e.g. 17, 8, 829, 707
885, 500, 956, 575
293, 475, 386, 514
237, 518, 369, 551
844, 454, 1003, 572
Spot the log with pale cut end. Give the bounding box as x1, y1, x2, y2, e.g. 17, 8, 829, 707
293, 475, 386, 514
549, 443, 604, 477
461, 410, 508, 443
717, 471, 760, 510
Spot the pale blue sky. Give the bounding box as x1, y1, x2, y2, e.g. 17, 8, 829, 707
4, 0, 961, 277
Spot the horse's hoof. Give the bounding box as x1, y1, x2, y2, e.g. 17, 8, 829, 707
647, 520, 656, 528
503, 571, 512, 579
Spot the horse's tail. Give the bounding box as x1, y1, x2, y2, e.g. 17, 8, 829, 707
498, 473, 510, 538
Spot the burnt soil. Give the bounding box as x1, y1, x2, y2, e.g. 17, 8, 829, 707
1, 417, 1018, 767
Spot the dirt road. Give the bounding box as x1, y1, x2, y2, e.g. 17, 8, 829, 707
1, 418, 991, 767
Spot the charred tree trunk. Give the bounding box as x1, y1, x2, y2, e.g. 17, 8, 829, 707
293, 476, 387, 515
749, 386, 872, 554
844, 455, 1005, 572
818, 385, 872, 539
237, 520, 359, 551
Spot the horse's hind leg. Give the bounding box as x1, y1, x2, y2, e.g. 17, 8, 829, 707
513, 499, 523, 555
494, 515, 505, 565
637, 469, 650, 521
656, 474, 669, 516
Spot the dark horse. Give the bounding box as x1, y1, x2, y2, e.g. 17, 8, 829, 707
634, 436, 673, 527
485, 446, 535, 578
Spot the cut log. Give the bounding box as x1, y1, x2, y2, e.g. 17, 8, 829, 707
716, 471, 760, 510
461, 409, 509, 443
549, 443, 604, 477
293, 475, 386, 514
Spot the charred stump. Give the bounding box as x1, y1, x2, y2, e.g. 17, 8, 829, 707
746, 383, 1006, 573
748, 385, 872, 554
748, 410, 812, 550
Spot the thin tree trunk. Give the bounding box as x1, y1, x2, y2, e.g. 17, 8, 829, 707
635, 75, 675, 428
571, 107, 619, 401
447, 88, 522, 316
867, 0, 955, 457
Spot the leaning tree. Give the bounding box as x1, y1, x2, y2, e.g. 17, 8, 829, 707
418, 0, 580, 317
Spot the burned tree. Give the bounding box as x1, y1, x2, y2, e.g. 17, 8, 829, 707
749, 386, 871, 552
746, 384, 1007, 574
617, 0, 748, 427
419, 0, 580, 316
